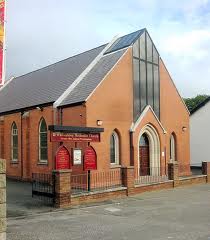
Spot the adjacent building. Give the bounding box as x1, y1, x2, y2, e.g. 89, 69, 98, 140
190, 97, 210, 167
0, 28, 191, 180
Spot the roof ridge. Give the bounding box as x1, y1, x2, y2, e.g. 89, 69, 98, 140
12, 43, 107, 80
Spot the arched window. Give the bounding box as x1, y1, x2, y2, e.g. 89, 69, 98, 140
11, 122, 18, 161
170, 133, 176, 162
110, 131, 119, 165
39, 118, 48, 162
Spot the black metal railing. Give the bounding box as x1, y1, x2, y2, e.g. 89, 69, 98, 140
135, 166, 168, 185
32, 173, 55, 204
71, 169, 123, 195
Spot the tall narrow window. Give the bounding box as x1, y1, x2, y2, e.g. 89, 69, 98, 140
132, 29, 160, 120
11, 122, 18, 161
170, 134, 176, 162
110, 131, 119, 165
39, 118, 48, 163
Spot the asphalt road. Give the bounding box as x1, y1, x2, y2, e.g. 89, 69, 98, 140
7, 183, 210, 240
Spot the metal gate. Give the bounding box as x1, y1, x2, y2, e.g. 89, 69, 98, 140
32, 173, 55, 205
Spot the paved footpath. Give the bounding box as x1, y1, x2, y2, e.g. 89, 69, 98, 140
7, 184, 210, 240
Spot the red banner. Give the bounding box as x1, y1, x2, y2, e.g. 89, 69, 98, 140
51, 132, 100, 142
0, 0, 5, 85
55, 146, 71, 170
84, 146, 97, 171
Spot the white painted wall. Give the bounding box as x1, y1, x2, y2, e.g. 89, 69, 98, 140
190, 100, 210, 166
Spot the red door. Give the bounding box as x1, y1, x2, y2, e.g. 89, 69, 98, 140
139, 134, 150, 176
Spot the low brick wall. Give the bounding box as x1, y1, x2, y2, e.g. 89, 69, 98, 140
174, 175, 207, 187
134, 181, 174, 195
71, 188, 127, 206
54, 163, 210, 208
0, 159, 6, 240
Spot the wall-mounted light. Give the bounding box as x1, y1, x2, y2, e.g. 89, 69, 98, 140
182, 126, 187, 132
97, 120, 103, 126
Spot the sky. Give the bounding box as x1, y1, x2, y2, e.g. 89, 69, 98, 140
6, 0, 210, 98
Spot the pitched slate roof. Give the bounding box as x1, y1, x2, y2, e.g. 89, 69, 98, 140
190, 96, 210, 115
59, 48, 126, 107
0, 44, 106, 114
0, 28, 145, 115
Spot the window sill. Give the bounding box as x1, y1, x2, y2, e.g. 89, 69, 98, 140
110, 164, 121, 169
10, 161, 19, 164
37, 161, 48, 166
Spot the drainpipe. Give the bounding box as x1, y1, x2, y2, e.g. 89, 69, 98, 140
20, 112, 23, 179
129, 131, 134, 166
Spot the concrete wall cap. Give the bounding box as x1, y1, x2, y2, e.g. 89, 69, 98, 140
121, 166, 134, 169
52, 169, 72, 174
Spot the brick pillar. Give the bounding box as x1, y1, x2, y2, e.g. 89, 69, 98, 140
122, 166, 135, 196
202, 162, 210, 183
0, 159, 6, 240
168, 163, 179, 180
53, 169, 72, 208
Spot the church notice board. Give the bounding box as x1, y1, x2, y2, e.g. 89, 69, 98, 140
84, 146, 97, 171
51, 132, 100, 142
55, 145, 71, 170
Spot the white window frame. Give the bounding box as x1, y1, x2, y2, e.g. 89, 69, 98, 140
170, 134, 176, 162
11, 122, 18, 162
39, 118, 48, 163
110, 131, 120, 165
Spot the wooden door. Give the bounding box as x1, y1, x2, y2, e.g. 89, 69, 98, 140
139, 134, 150, 176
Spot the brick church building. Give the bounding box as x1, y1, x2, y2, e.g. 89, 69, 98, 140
0, 28, 190, 180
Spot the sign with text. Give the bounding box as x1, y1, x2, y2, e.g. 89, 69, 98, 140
51, 132, 100, 142
55, 146, 70, 170
84, 146, 97, 171
73, 149, 82, 165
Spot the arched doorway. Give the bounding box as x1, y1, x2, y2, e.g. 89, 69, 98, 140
138, 124, 160, 176
139, 133, 150, 176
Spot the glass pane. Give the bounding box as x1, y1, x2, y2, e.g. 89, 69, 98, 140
140, 32, 146, 59
40, 147, 48, 161
146, 33, 152, 62
140, 133, 149, 146
153, 65, 160, 118
110, 135, 115, 164
147, 63, 153, 108
12, 123, 17, 130
13, 135, 18, 147
13, 148, 18, 160
133, 39, 139, 58
40, 119, 47, 132
40, 133, 47, 147
140, 61, 146, 111
133, 58, 140, 121
153, 46, 159, 64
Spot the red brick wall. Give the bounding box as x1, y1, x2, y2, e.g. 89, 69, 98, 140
61, 105, 88, 174
1, 106, 55, 180
86, 49, 133, 171
159, 60, 190, 176
2, 112, 22, 178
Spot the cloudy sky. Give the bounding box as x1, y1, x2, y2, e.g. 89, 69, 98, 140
6, 0, 210, 97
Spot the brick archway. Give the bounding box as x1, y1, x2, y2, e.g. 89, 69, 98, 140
138, 124, 160, 176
